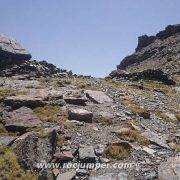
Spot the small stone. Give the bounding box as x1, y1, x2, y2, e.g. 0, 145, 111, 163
100, 158, 110, 163
76, 169, 89, 176
142, 146, 156, 155
79, 146, 96, 162
52, 168, 60, 177
94, 144, 105, 156
56, 170, 76, 180
144, 171, 157, 180
69, 120, 84, 126
92, 125, 99, 131
53, 151, 74, 162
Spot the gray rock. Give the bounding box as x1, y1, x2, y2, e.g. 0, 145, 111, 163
4, 106, 42, 132
99, 157, 110, 163
0, 34, 31, 61
76, 169, 89, 176
69, 120, 84, 126
89, 172, 128, 180
142, 146, 156, 155
141, 130, 170, 149
144, 171, 157, 180
68, 108, 93, 123
12, 131, 54, 170
85, 90, 113, 104
158, 156, 180, 180
98, 111, 114, 119
79, 146, 96, 162
4, 95, 46, 109
53, 151, 74, 162
0, 136, 17, 146
56, 170, 76, 180
94, 144, 105, 156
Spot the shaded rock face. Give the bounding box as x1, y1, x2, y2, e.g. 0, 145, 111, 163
0, 34, 31, 65
109, 24, 180, 84
12, 132, 55, 170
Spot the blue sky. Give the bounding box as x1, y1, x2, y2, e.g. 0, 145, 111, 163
0, 0, 180, 77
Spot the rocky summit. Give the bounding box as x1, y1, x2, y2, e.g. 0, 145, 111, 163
0, 27, 180, 180
109, 24, 180, 85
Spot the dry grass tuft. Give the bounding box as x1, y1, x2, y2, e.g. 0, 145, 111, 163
175, 112, 180, 121
105, 143, 131, 160
0, 147, 37, 180
122, 99, 150, 119
33, 105, 68, 123
117, 129, 150, 146
95, 115, 113, 125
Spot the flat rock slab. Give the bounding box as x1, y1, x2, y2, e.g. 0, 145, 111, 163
79, 146, 96, 162
158, 156, 180, 180
85, 90, 113, 104
89, 172, 128, 180
4, 106, 42, 131
68, 108, 93, 123
0, 136, 17, 146
56, 170, 76, 180
141, 130, 170, 149
4, 95, 46, 109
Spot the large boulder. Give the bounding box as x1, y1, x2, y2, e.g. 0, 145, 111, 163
0, 34, 31, 62
12, 131, 56, 170
4, 107, 42, 132
85, 90, 113, 104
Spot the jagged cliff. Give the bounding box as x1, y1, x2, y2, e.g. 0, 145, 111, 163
109, 24, 180, 85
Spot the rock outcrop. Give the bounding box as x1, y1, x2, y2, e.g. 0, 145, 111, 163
0, 34, 31, 62
109, 24, 180, 84
0, 34, 72, 77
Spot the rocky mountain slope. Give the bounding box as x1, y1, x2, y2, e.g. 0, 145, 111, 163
109, 24, 180, 85
0, 31, 179, 180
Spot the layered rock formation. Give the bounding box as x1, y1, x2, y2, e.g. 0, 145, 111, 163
109, 24, 180, 85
